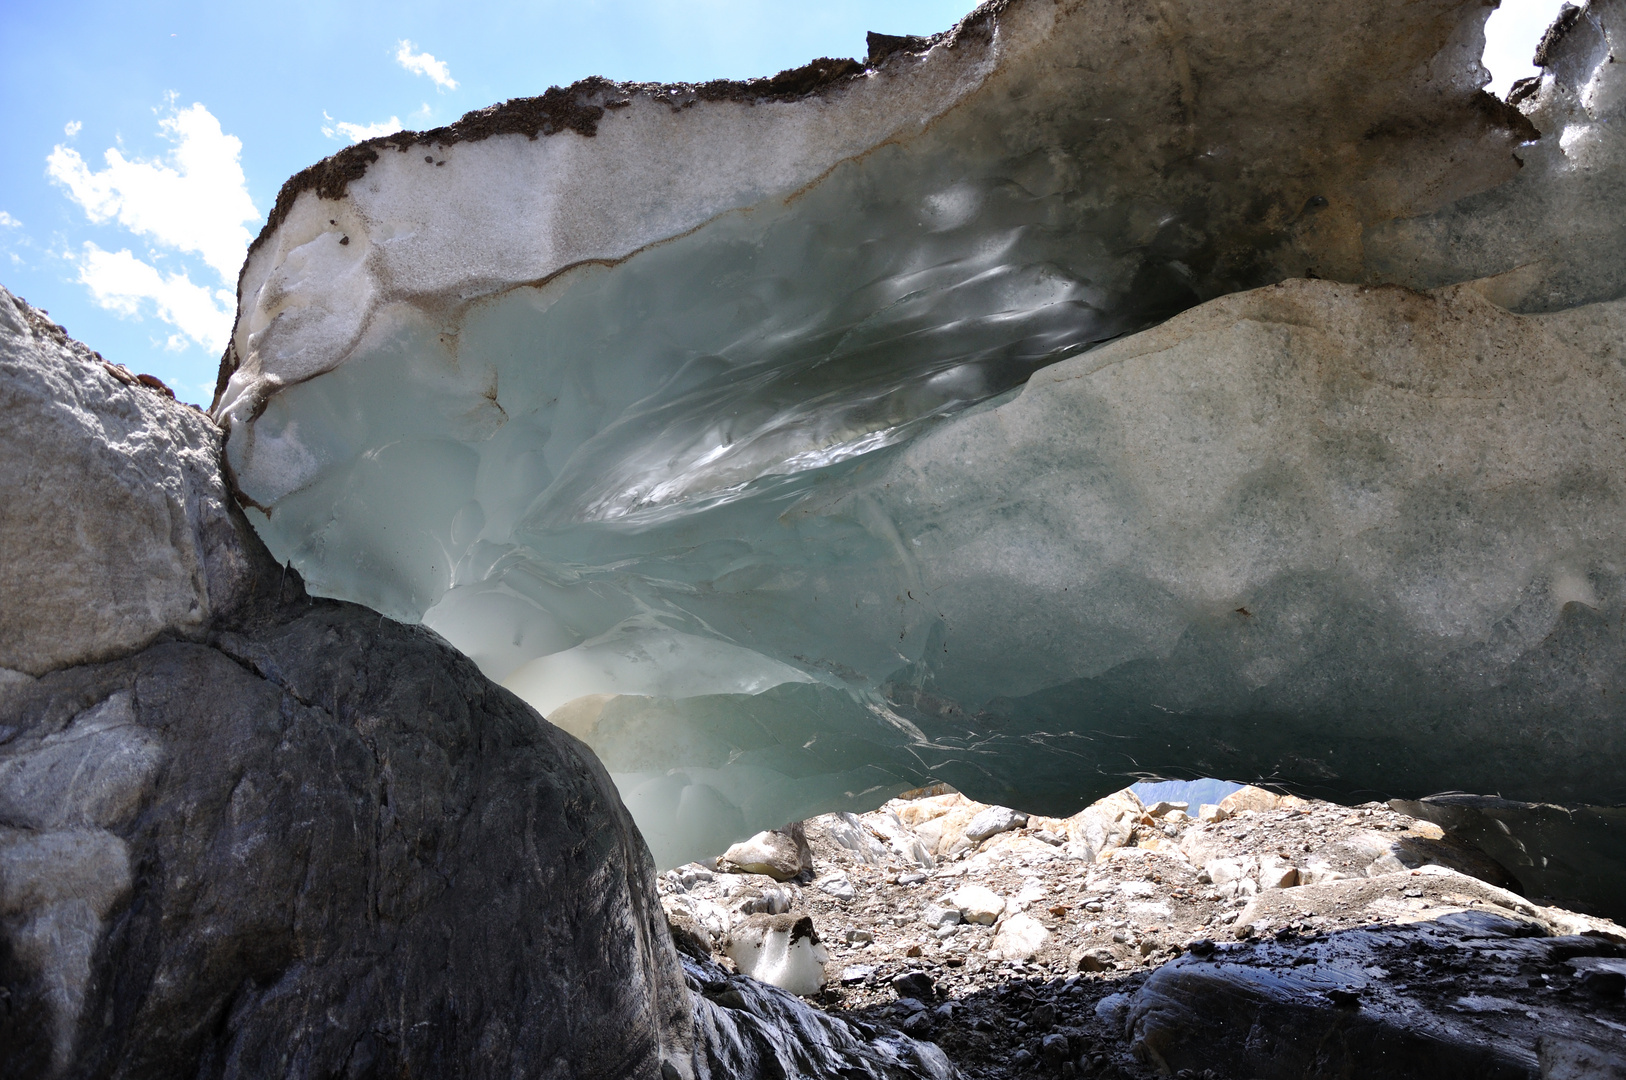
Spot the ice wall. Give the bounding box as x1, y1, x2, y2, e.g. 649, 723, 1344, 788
215, 0, 1626, 866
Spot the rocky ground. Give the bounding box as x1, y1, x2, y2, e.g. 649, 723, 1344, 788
659, 785, 1626, 1078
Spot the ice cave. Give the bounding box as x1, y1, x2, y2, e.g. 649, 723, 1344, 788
211, 0, 1625, 871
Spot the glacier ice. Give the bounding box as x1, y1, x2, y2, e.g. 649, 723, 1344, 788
213, 0, 1626, 867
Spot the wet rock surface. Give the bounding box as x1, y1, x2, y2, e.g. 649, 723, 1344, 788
662, 785, 1626, 1078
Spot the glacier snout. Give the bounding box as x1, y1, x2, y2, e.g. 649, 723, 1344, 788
212, 0, 1626, 869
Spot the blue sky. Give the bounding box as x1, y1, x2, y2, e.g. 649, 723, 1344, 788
0, 0, 1567, 405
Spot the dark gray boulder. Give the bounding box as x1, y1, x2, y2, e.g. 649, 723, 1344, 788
1, 606, 693, 1080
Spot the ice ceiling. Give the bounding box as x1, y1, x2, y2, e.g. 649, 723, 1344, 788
215, 0, 1626, 866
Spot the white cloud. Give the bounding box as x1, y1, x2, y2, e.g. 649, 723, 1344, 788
0, 211, 19, 228
321, 112, 404, 143
46, 99, 258, 283
63, 120, 82, 138
396, 40, 458, 90
72, 242, 235, 353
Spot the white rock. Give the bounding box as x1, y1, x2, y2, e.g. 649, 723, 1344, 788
1258, 858, 1299, 890
814, 872, 855, 901
1205, 857, 1254, 887
1144, 801, 1189, 819
992, 913, 1050, 961
1014, 880, 1048, 910
948, 884, 1006, 925
1197, 804, 1230, 824
814, 813, 891, 867
1298, 860, 1347, 886
865, 809, 936, 869
964, 806, 1028, 843
721, 830, 802, 881
723, 912, 830, 996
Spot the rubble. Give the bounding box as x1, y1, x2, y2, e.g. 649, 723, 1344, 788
659, 784, 1626, 1077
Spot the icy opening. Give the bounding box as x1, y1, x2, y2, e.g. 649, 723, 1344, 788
218, 0, 1626, 868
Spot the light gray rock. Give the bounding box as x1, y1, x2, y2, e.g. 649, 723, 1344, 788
1540, 1034, 1626, 1080
948, 884, 1005, 926
815, 872, 856, 901
963, 806, 1027, 844
813, 812, 892, 868
0, 691, 162, 830
721, 826, 806, 881
991, 913, 1050, 961
0, 287, 254, 676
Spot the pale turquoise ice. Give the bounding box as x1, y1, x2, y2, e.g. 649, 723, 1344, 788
225, 0, 1626, 866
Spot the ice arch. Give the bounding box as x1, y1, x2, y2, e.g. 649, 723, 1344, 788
214, 0, 1626, 867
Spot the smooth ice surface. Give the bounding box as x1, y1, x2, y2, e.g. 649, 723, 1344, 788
216, 0, 1626, 866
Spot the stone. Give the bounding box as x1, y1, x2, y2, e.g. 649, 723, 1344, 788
949, 884, 1006, 925
1258, 859, 1299, 890
1144, 802, 1189, 819
0, 608, 695, 1078
666, 907, 716, 960
892, 970, 935, 1000
900, 1011, 932, 1037
1197, 804, 1229, 824
815, 871, 856, 901
1204, 858, 1253, 888
813, 812, 892, 867
1061, 790, 1144, 862
964, 806, 1029, 843
992, 914, 1051, 962
1297, 861, 1348, 887
684, 954, 957, 1078
1367, 853, 1408, 877
1072, 946, 1117, 973
0, 286, 254, 677
722, 827, 805, 881
1539, 1035, 1626, 1080
1217, 787, 1286, 815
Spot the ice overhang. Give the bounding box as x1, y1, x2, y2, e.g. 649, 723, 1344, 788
212, 0, 1626, 867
